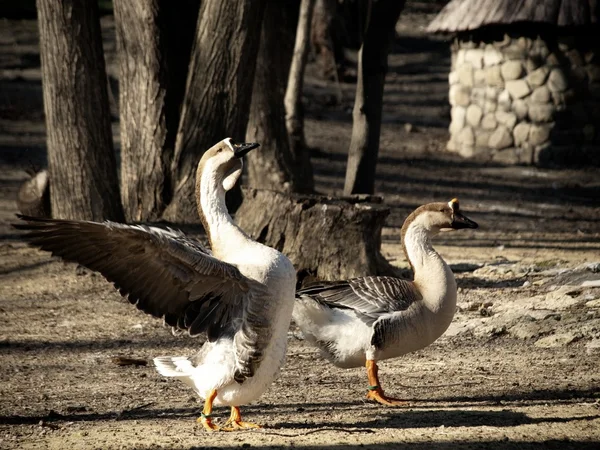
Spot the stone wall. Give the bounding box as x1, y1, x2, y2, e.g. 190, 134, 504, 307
446, 30, 600, 165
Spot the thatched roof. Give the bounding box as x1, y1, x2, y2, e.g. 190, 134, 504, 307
427, 0, 599, 33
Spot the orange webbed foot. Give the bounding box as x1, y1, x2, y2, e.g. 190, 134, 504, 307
220, 406, 261, 431
366, 386, 409, 407
197, 413, 220, 432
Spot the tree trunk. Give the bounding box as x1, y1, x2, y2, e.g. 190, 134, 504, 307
284, 0, 316, 193
311, 0, 338, 80
114, 0, 199, 222
162, 0, 267, 223
245, 0, 307, 193
36, 0, 124, 221
236, 188, 402, 283
343, 0, 405, 195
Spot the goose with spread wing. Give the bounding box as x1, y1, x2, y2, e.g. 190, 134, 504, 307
14, 138, 296, 431
293, 199, 478, 406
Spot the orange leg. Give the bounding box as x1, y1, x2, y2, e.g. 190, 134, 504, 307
365, 360, 408, 407
196, 389, 220, 431
221, 406, 261, 431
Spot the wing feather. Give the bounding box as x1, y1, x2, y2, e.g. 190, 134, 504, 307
297, 276, 421, 324
14, 215, 249, 338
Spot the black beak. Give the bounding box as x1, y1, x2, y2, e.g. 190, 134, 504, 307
233, 142, 259, 158
451, 212, 478, 230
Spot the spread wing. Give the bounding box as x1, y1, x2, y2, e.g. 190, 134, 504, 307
14, 215, 269, 381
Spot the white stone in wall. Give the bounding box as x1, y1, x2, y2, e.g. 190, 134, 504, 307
534, 40, 550, 60
516, 145, 534, 164
449, 70, 458, 85
551, 90, 565, 108
498, 89, 512, 111
513, 122, 531, 146
474, 69, 485, 86
495, 111, 518, 131
547, 52, 561, 66
531, 36, 545, 50
517, 36, 532, 51
483, 99, 497, 113
475, 129, 492, 147
531, 86, 551, 104
481, 113, 497, 130
449, 106, 466, 135
528, 104, 555, 123
513, 99, 528, 119
493, 148, 521, 164
484, 66, 503, 86
504, 42, 527, 61
456, 49, 466, 66
529, 124, 553, 146
489, 125, 513, 149
457, 126, 475, 146
506, 79, 531, 99
471, 87, 485, 106
483, 45, 503, 66
548, 68, 568, 92
449, 85, 471, 106
457, 64, 474, 87
464, 49, 484, 69
525, 58, 541, 73
466, 104, 483, 127
526, 66, 550, 88
501, 60, 524, 81
485, 86, 497, 99
458, 145, 475, 158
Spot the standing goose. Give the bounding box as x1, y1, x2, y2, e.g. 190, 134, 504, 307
293, 199, 478, 406
14, 138, 296, 431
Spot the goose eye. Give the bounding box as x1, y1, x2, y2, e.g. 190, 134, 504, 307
216, 148, 223, 154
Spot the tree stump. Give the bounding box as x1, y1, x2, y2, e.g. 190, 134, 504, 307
235, 188, 402, 284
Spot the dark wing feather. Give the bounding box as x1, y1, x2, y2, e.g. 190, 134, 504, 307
13, 214, 249, 342
297, 276, 421, 324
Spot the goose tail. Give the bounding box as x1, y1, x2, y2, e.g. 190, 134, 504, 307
153, 356, 194, 378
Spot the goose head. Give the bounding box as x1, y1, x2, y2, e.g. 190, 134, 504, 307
197, 138, 259, 192
403, 198, 478, 237
195, 138, 259, 243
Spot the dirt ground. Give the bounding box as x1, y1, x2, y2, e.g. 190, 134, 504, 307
1, 3, 600, 449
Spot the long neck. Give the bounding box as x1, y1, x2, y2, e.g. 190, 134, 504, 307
196, 170, 249, 258
402, 223, 457, 313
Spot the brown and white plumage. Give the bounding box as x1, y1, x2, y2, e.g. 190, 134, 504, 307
294, 199, 478, 405
14, 138, 297, 430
